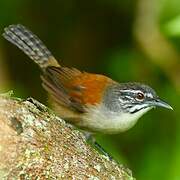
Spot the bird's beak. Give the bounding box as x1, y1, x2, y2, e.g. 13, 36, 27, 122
148, 98, 173, 110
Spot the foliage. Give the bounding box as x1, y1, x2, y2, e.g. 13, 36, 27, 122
0, 0, 179, 179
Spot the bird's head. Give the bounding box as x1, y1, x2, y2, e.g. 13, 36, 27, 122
103, 82, 173, 115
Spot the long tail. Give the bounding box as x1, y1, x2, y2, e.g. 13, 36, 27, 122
3, 24, 60, 69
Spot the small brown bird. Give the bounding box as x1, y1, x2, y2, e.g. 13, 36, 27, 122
3, 24, 173, 134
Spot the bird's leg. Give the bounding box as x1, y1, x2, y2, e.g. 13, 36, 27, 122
84, 132, 113, 160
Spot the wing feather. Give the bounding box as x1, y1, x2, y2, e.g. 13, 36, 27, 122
42, 66, 115, 113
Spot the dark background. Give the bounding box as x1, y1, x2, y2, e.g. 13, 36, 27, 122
0, 0, 180, 179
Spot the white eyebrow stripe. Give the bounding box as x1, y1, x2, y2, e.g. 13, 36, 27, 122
119, 90, 142, 94
119, 90, 154, 99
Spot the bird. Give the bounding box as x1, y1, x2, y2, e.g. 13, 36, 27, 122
2, 24, 173, 135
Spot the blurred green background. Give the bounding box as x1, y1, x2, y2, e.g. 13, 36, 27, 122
0, 0, 180, 179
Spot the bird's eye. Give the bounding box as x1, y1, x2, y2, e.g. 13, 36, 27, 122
136, 92, 144, 100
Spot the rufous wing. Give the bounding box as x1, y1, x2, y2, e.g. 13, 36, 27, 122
42, 66, 114, 113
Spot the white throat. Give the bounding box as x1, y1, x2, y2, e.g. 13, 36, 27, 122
81, 105, 152, 134
110, 107, 152, 133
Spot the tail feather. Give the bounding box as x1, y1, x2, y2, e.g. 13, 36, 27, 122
3, 24, 59, 69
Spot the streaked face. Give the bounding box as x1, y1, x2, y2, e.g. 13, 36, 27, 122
103, 83, 172, 114
81, 83, 172, 134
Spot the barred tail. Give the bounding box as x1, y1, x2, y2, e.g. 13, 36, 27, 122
3, 24, 59, 69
